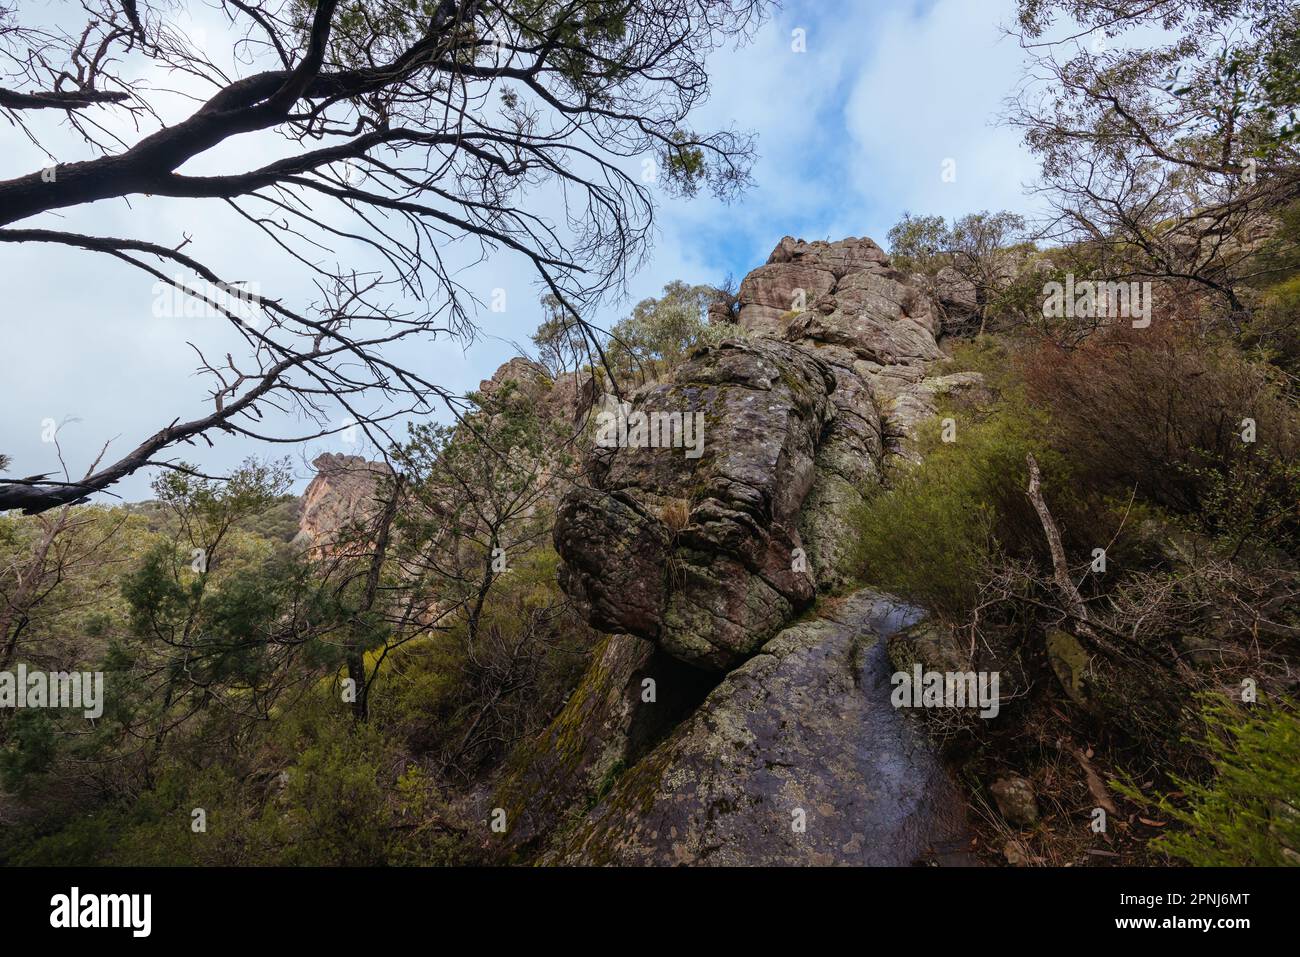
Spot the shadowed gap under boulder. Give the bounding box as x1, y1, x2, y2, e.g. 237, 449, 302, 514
624, 649, 723, 766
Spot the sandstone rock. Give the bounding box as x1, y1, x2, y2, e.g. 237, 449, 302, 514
485, 633, 722, 859
877, 370, 989, 457
1046, 628, 1092, 708
990, 775, 1039, 827
554, 338, 837, 671
766, 235, 892, 276
737, 262, 835, 335
547, 590, 973, 865
930, 266, 981, 338
487, 632, 655, 855
544, 370, 598, 424
554, 234, 987, 658
794, 342, 886, 592
298, 453, 390, 549
784, 269, 943, 360
534, 235, 996, 864
1003, 839, 1030, 866
706, 300, 736, 326
737, 236, 905, 338
888, 619, 977, 677
477, 356, 551, 403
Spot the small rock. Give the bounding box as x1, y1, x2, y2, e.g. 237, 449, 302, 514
1003, 839, 1029, 866
990, 775, 1039, 827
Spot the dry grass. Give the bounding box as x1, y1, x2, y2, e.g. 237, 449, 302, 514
657, 497, 691, 534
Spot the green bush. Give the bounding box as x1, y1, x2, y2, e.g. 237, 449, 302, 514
1119, 700, 1300, 866
853, 396, 1071, 622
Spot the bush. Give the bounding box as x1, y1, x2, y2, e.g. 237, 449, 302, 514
1020, 322, 1300, 548
374, 547, 596, 778
854, 395, 1072, 622
1119, 699, 1300, 866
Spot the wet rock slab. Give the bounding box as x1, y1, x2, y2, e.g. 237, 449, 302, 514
549, 590, 974, 866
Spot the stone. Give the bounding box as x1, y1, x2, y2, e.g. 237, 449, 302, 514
990, 775, 1039, 827
737, 261, 835, 334
547, 591, 973, 865
554, 338, 837, 671
554, 234, 989, 662
783, 269, 943, 362
297, 453, 390, 551
1003, 839, 1030, 866
525, 233, 999, 864
477, 356, 551, 403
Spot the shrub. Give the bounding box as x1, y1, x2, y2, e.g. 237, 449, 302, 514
1020, 322, 1300, 548
1119, 699, 1300, 866
374, 547, 596, 778
853, 396, 1072, 622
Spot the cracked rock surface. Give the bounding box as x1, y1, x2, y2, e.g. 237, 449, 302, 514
547, 591, 972, 866
527, 235, 982, 864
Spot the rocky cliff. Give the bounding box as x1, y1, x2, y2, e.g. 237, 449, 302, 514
494, 236, 984, 865
297, 452, 392, 551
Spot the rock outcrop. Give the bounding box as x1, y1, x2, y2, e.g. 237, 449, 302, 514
298, 452, 390, 549
556, 235, 980, 634
479, 356, 598, 426
545, 591, 972, 866
509, 235, 982, 864
555, 338, 836, 671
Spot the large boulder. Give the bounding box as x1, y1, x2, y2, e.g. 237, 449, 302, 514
554, 338, 837, 671
737, 262, 836, 335
485, 633, 721, 860
736, 236, 893, 336
547, 590, 973, 865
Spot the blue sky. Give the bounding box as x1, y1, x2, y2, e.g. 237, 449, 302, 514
0, 0, 1044, 502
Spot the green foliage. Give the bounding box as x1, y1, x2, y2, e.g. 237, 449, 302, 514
1118, 699, 1300, 866
887, 212, 948, 274
531, 294, 590, 375
1257, 6, 1300, 148
1, 699, 471, 866
373, 546, 594, 776
607, 279, 736, 382
532, 277, 737, 383
253, 719, 392, 865
853, 394, 1067, 621
887, 210, 1031, 335
0, 710, 56, 795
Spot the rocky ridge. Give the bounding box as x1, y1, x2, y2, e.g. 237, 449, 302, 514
497, 236, 985, 865
297, 452, 392, 552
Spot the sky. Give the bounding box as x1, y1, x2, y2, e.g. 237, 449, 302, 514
0, 0, 1046, 503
